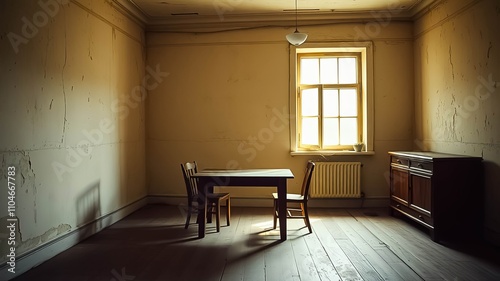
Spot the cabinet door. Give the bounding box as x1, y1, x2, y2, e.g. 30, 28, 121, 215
410, 173, 432, 216
390, 167, 409, 204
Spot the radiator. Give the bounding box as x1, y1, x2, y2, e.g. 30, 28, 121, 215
310, 162, 362, 198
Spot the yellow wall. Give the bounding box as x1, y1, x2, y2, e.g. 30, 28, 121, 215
146, 22, 415, 202
414, 0, 500, 242
0, 0, 147, 262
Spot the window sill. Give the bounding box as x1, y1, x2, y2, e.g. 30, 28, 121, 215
290, 150, 375, 156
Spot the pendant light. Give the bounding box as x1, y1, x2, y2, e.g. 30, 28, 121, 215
286, 0, 308, 46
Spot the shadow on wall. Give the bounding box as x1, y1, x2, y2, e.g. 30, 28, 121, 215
76, 181, 101, 241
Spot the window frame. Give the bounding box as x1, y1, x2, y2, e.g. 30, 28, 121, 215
289, 42, 374, 155
298, 53, 363, 150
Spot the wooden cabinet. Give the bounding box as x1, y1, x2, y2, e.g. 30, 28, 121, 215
389, 151, 483, 242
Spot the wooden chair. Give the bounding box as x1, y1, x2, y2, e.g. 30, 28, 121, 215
273, 161, 315, 233
181, 161, 230, 232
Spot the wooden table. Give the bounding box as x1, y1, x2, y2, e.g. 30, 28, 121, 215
192, 169, 294, 241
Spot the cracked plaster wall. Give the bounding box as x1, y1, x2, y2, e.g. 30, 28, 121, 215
414, 0, 500, 243
0, 0, 147, 263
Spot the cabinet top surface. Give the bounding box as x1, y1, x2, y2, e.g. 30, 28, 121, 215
389, 151, 482, 161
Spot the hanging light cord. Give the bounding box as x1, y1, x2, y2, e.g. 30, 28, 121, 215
294, 0, 298, 32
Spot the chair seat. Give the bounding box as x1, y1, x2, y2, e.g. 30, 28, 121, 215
194, 192, 230, 203
272, 192, 304, 201
207, 192, 230, 200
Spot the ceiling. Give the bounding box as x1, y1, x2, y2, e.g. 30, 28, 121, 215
120, 0, 438, 30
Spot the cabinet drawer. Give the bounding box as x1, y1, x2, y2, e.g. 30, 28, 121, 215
390, 200, 434, 227
410, 160, 433, 173
391, 157, 409, 167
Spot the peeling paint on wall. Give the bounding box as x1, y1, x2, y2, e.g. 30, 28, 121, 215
17, 224, 72, 255
0, 151, 40, 265
2, 152, 38, 222
0, 218, 71, 264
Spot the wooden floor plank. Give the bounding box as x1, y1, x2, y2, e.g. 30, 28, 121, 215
313, 217, 364, 281
316, 209, 351, 240
354, 208, 500, 281
178, 207, 239, 281
221, 212, 251, 281
373, 246, 424, 281
290, 236, 322, 281
336, 214, 408, 280
349, 209, 445, 280
321, 211, 384, 280
223, 210, 269, 281
303, 232, 342, 281
346, 210, 425, 281
454, 260, 500, 281
335, 238, 383, 281
371, 216, 472, 280
264, 240, 301, 281
362, 209, 500, 280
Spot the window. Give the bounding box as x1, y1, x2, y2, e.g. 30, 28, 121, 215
290, 43, 373, 154
299, 54, 361, 150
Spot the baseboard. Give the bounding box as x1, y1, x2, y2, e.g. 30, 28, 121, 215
0, 197, 148, 280
309, 196, 390, 208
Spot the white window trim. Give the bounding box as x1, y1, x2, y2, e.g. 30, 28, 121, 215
289, 42, 374, 156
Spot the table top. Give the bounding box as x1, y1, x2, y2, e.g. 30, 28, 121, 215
193, 168, 294, 179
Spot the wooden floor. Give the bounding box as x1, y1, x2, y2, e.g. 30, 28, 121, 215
13, 204, 500, 281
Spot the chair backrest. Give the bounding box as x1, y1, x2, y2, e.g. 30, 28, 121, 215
181, 161, 199, 201
300, 161, 316, 199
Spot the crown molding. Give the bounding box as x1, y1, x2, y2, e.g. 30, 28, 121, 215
113, 0, 437, 32
111, 0, 149, 25
146, 11, 416, 32
410, 0, 443, 19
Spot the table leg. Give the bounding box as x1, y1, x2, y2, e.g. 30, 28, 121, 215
207, 185, 213, 224
277, 179, 287, 241
197, 179, 208, 238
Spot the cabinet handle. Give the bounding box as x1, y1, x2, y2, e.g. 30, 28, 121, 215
396, 159, 401, 164
396, 204, 401, 208
417, 163, 423, 168
418, 215, 423, 220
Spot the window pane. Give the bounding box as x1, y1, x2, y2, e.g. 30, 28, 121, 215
339, 57, 357, 84
301, 117, 318, 145
339, 89, 357, 116
339, 118, 358, 145
300, 58, 319, 84
301, 88, 318, 116
323, 89, 338, 117
320, 58, 337, 84
323, 118, 339, 145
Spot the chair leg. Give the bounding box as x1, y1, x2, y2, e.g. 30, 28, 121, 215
185, 202, 192, 229
207, 204, 213, 224
273, 199, 278, 229
226, 197, 231, 226
303, 202, 312, 233
216, 201, 221, 232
